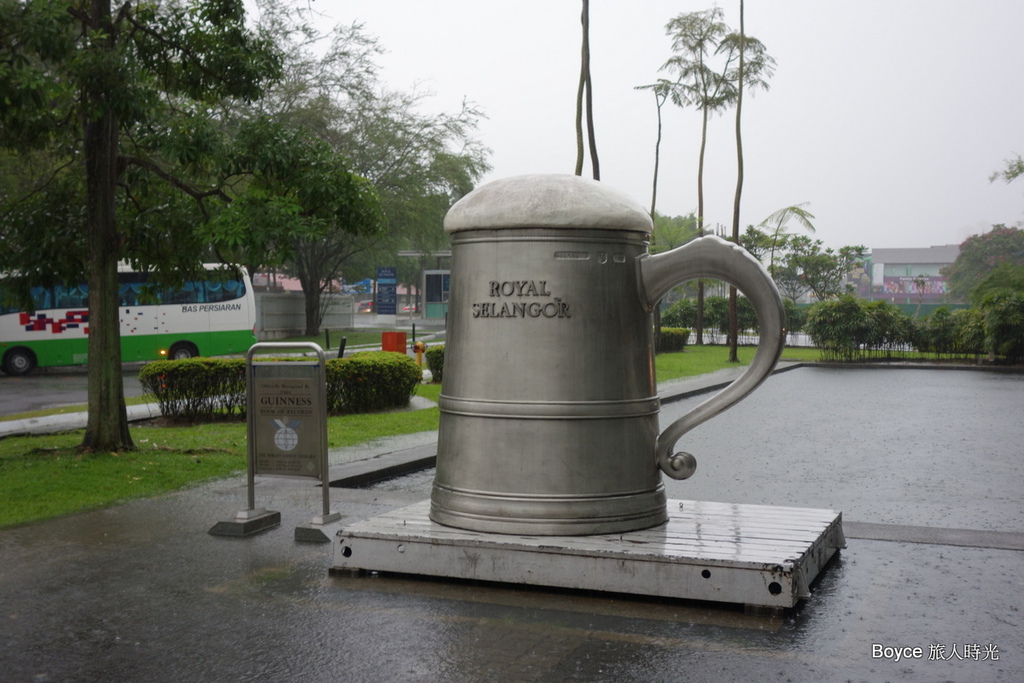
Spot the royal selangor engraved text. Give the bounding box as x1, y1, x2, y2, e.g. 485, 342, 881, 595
488, 280, 552, 297
472, 279, 571, 319
471, 300, 571, 319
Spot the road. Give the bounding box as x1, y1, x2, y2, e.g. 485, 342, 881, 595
0, 369, 146, 417
0, 315, 443, 418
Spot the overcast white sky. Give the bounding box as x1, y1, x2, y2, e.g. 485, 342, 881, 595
313, 1, 1024, 251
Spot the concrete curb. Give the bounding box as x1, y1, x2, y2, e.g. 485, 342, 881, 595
329, 442, 437, 488
0, 402, 162, 438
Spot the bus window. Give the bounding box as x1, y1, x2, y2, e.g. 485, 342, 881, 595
31, 286, 54, 312
54, 284, 88, 309
119, 273, 149, 306
170, 281, 201, 304
206, 279, 243, 302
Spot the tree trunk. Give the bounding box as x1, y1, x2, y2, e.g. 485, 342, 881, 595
81, 0, 133, 451
293, 239, 329, 336
303, 285, 323, 336
696, 105, 711, 346
647, 90, 665, 352
649, 90, 663, 219
581, 0, 599, 181
574, 1, 587, 176
294, 253, 324, 336
728, 0, 746, 364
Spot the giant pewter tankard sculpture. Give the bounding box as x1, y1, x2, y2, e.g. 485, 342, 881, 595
431, 175, 785, 535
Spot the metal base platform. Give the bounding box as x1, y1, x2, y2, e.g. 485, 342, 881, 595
331, 499, 845, 609
209, 509, 281, 537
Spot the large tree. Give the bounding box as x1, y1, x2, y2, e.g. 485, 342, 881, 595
201, 1, 387, 282
780, 236, 866, 303
287, 84, 486, 332
285, 89, 486, 332
339, 88, 488, 268
941, 225, 1024, 301
230, 3, 487, 331
742, 227, 865, 303
1, 0, 283, 450
208, 117, 386, 335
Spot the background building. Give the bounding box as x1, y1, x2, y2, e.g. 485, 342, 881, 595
862, 244, 960, 304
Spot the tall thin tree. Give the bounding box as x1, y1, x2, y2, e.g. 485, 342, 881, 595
574, 0, 599, 179
634, 80, 674, 217
661, 8, 734, 344
721, 0, 774, 361
633, 79, 676, 350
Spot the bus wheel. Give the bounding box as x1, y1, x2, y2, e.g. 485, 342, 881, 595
168, 342, 199, 360
2, 348, 37, 376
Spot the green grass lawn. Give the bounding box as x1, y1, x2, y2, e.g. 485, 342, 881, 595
655, 343, 824, 382
0, 344, 814, 529
0, 402, 442, 529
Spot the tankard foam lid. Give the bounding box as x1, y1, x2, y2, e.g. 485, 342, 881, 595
444, 174, 654, 233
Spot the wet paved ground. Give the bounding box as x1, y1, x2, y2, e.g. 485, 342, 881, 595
375, 366, 1024, 533
2, 365, 1023, 682
664, 367, 1024, 531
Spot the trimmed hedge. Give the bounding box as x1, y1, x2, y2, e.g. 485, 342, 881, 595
325, 351, 422, 414
658, 327, 691, 353
138, 358, 246, 422
139, 351, 421, 421
424, 345, 445, 384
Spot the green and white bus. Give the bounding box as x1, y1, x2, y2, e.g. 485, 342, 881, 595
0, 264, 257, 376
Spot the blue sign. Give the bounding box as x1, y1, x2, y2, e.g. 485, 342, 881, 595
376, 266, 397, 315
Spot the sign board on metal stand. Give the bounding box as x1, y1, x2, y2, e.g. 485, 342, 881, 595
376, 266, 397, 317
209, 342, 340, 540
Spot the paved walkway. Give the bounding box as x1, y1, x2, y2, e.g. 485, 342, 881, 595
1, 362, 1022, 681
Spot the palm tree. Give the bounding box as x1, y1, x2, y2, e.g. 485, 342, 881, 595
720, 0, 775, 361
661, 8, 734, 344
759, 203, 816, 277
634, 79, 674, 217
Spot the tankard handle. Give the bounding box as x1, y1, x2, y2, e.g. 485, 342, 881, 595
639, 235, 786, 480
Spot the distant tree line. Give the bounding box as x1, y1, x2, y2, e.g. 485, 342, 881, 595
660, 225, 1024, 364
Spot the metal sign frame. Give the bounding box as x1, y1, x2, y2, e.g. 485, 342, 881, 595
246, 342, 335, 523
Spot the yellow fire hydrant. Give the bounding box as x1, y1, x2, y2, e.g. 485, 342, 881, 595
413, 340, 426, 369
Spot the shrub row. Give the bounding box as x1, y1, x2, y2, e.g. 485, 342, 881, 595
657, 327, 691, 353
139, 351, 421, 421
805, 294, 1024, 363
138, 358, 246, 422
424, 345, 445, 384
663, 296, 759, 335
325, 351, 422, 414
662, 296, 807, 342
